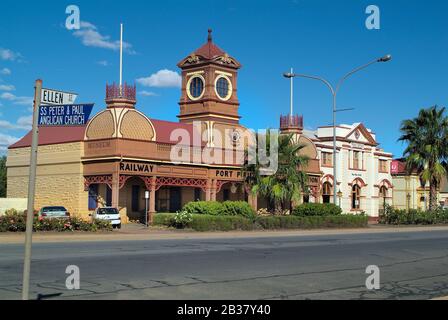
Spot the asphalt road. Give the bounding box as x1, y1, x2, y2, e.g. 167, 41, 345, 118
1, 229, 448, 300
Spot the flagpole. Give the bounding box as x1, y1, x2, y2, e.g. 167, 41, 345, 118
290, 67, 293, 119
119, 23, 123, 95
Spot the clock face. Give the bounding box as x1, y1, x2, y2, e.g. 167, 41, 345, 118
187, 75, 205, 100
229, 129, 241, 146
215, 75, 233, 101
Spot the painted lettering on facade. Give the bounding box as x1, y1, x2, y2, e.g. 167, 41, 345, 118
120, 162, 155, 174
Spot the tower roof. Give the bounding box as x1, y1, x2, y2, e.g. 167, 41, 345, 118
193, 29, 226, 60
177, 29, 241, 69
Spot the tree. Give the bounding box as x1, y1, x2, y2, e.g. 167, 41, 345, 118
398, 106, 448, 211
0, 156, 6, 198
244, 131, 309, 213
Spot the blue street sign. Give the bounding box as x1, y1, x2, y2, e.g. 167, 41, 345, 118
38, 103, 94, 126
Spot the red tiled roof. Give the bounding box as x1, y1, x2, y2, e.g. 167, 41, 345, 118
9, 126, 87, 149
194, 41, 225, 60
149, 118, 203, 145
193, 29, 225, 60
8, 119, 204, 149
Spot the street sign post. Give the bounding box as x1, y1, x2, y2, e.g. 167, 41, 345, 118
22, 84, 90, 300
41, 88, 78, 105
22, 79, 43, 300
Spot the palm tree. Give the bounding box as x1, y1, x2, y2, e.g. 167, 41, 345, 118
398, 106, 448, 211
243, 130, 309, 213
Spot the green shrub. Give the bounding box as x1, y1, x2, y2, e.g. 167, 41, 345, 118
153, 213, 176, 227
182, 201, 223, 215
0, 211, 27, 232
256, 214, 367, 229
379, 204, 448, 225
190, 215, 255, 232
182, 201, 256, 218
292, 203, 342, 217
219, 201, 256, 219
151, 212, 368, 231
0, 212, 112, 232
174, 210, 193, 228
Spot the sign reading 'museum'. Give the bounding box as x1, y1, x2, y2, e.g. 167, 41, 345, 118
38, 103, 94, 126
120, 162, 155, 174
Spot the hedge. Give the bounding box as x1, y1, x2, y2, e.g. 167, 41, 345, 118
153, 213, 368, 231
379, 206, 448, 225
292, 203, 342, 217
256, 215, 367, 229
182, 201, 256, 218
0, 212, 113, 232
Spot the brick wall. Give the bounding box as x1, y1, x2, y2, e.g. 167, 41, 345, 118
6, 142, 89, 217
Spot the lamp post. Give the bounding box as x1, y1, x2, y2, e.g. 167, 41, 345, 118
337, 189, 343, 207
283, 54, 392, 205
145, 190, 150, 228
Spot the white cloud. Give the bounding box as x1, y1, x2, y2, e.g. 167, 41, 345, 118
0, 48, 22, 61
0, 84, 15, 91
0, 68, 11, 75
0, 132, 20, 154
138, 90, 158, 97
72, 21, 135, 54
0, 92, 33, 106
136, 69, 181, 88
97, 60, 108, 66
0, 115, 32, 131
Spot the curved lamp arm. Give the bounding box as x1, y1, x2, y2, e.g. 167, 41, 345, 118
285, 73, 335, 96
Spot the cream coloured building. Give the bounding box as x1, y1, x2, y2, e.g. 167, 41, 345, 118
303, 123, 394, 218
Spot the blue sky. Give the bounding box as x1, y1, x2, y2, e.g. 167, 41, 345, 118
0, 0, 447, 157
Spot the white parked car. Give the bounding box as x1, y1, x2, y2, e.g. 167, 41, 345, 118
91, 207, 121, 229
38, 206, 70, 219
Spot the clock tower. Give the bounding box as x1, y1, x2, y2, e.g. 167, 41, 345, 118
177, 29, 242, 124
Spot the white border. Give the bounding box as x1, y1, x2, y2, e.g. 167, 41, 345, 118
186, 74, 206, 101
214, 75, 233, 101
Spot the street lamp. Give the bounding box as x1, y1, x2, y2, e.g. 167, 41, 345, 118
337, 189, 343, 207
283, 54, 392, 205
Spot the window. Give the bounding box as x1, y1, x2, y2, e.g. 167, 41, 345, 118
352, 185, 361, 210
88, 184, 98, 210
379, 186, 388, 213
379, 160, 388, 173
216, 77, 230, 99
303, 195, 310, 203
194, 188, 201, 201
322, 182, 332, 204
353, 151, 361, 169
223, 189, 230, 201
106, 186, 112, 207
321, 152, 333, 167
188, 76, 204, 99
132, 186, 140, 212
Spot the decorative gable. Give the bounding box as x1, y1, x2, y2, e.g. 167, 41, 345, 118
346, 123, 377, 145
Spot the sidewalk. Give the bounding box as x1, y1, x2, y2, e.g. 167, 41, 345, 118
1, 224, 448, 244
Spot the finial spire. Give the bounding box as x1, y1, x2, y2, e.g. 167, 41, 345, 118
207, 28, 212, 42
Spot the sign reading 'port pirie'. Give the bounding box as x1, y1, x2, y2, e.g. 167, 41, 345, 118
38, 103, 94, 126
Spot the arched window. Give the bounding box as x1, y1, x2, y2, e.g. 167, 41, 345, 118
379, 186, 388, 213
352, 185, 361, 210
322, 182, 332, 204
